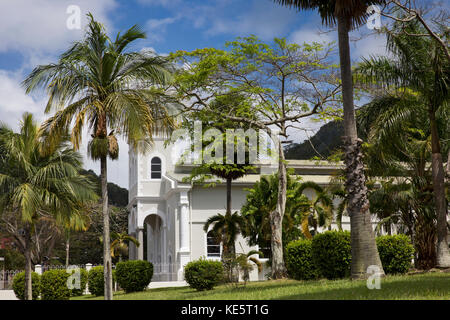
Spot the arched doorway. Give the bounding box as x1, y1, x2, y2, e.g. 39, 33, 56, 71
144, 214, 164, 280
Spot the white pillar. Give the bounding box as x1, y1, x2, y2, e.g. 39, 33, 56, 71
179, 203, 189, 251
178, 191, 191, 280
146, 223, 152, 262
137, 228, 144, 260
35, 265, 42, 275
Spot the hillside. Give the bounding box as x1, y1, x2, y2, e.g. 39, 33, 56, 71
80, 169, 129, 207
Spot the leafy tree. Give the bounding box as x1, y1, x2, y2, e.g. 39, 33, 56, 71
23, 14, 176, 299
171, 36, 341, 278
0, 113, 97, 299
241, 173, 310, 258
356, 19, 450, 267
274, 0, 386, 280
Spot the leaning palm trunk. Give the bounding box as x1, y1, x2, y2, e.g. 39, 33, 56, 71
24, 225, 32, 300
270, 139, 287, 279
429, 109, 450, 267
337, 16, 384, 279
101, 155, 113, 300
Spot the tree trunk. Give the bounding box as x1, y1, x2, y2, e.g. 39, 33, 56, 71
270, 139, 287, 279
337, 16, 384, 279
429, 108, 450, 267
24, 225, 32, 300
65, 234, 70, 268
101, 155, 113, 300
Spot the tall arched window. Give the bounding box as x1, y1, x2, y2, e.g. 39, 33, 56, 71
150, 157, 162, 179
206, 231, 221, 258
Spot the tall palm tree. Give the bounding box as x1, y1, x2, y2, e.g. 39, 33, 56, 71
274, 0, 385, 278
61, 210, 91, 268
0, 113, 97, 300
22, 14, 176, 299
356, 20, 450, 267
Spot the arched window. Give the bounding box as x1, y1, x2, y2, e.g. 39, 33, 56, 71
150, 157, 162, 179
206, 231, 221, 258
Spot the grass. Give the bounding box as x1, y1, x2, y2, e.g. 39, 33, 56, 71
73, 272, 449, 300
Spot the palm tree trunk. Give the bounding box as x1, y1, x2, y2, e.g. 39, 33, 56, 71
101, 155, 113, 300
24, 225, 32, 300
65, 233, 70, 268
270, 139, 287, 279
429, 108, 450, 267
337, 16, 384, 279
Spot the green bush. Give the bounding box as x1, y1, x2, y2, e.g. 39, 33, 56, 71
69, 268, 89, 296
376, 234, 414, 274
88, 266, 116, 296
40, 269, 71, 300
184, 258, 224, 291
312, 230, 351, 279
12, 271, 41, 300
285, 239, 318, 280
115, 260, 153, 293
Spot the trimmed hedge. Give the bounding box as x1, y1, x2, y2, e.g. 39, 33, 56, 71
12, 271, 41, 300
285, 239, 317, 280
88, 266, 116, 296
115, 260, 153, 293
184, 258, 224, 291
376, 234, 414, 274
40, 269, 71, 300
312, 231, 351, 279
69, 268, 89, 296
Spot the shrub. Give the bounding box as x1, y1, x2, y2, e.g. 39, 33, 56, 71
285, 239, 318, 280
115, 260, 153, 293
376, 234, 414, 274
12, 271, 41, 300
88, 266, 116, 296
40, 270, 71, 300
69, 268, 89, 296
184, 258, 224, 291
312, 230, 351, 279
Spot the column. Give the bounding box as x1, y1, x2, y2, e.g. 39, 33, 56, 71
137, 228, 144, 260
178, 191, 191, 280
179, 203, 189, 251
146, 224, 152, 262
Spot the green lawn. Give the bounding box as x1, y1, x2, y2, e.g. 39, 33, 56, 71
73, 272, 449, 300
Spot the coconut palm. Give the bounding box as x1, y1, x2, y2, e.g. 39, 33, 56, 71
273, 0, 386, 278
0, 113, 97, 300
297, 181, 334, 238
110, 232, 140, 262
22, 14, 176, 299
355, 19, 450, 267
62, 211, 91, 268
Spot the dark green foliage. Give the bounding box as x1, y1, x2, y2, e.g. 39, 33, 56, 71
80, 169, 129, 207
0, 248, 26, 270
184, 258, 224, 291
69, 268, 89, 296
12, 271, 40, 300
285, 239, 318, 280
88, 266, 116, 296
115, 260, 153, 293
88, 266, 105, 296
312, 231, 351, 279
40, 270, 71, 300
376, 235, 415, 274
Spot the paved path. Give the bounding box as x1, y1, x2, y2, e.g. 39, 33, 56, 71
0, 290, 17, 300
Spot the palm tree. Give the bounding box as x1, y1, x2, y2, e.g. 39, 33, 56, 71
110, 232, 140, 262
0, 113, 97, 300
297, 181, 334, 238
22, 14, 176, 299
355, 20, 450, 267
357, 92, 448, 268
62, 211, 91, 268
273, 0, 385, 278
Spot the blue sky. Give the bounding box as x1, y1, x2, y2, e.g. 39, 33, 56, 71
0, 0, 387, 187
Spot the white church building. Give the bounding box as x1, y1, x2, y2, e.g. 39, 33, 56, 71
126, 133, 348, 282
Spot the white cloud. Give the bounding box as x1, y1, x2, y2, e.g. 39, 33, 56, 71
137, 0, 182, 7
351, 33, 388, 61
290, 28, 335, 46
0, 0, 117, 55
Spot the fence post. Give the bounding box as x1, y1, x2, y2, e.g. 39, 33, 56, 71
85, 263, 92, 273
35, 264, 42, 275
